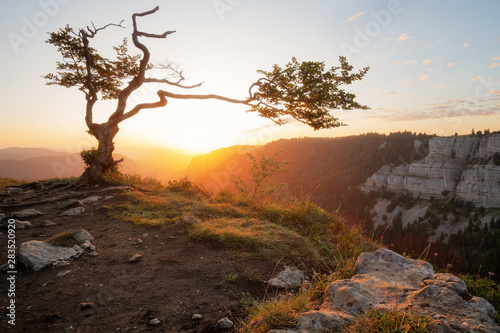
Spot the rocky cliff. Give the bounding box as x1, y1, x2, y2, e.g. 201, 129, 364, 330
361, 133, 500, 208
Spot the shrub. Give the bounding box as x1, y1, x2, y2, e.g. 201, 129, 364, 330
46, 231, 79, 247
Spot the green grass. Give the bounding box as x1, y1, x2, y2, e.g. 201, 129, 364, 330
106, 174, 383, 332
241, 289, 313, 333
46, 231, 79, 247
344, 310, 431, 333
189, 217, 321, 262
0, 177, 29, 191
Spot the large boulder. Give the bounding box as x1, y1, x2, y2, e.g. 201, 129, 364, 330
293, 248, 499, 333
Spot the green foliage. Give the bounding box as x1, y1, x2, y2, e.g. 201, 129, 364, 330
80, 147, 120, 175
460, 274, 500, 323
250, 57, 369, 130
43, 25, 142, 99
231, 151, 289, 203
46, 231, 79, 247
344, 310, 431, 333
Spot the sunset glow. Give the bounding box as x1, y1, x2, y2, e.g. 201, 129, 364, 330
1, 1, 499, 153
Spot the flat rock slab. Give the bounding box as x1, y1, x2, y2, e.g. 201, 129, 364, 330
19, 241, 85, 271
59, 207, 85, 217
11, 209, 44, 218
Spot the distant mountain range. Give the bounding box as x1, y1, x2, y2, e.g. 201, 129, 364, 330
0, 147, 193, 181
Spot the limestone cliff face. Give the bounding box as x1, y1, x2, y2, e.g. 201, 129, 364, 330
361, 133, 500, 208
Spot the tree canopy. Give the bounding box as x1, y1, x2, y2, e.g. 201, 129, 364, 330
43, 6, 369, 183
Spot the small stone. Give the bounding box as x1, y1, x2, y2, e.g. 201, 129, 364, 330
0, 213, 5, 221
53, 260, 70, 267
216, 317, 234, 329
73, 229, 94, 243
148, 318, 161, 326
132, 239, 143, 245
57, 270, 71, 277
43, 220, 56, 226
59, 207, 85, 217
89, 245, 96, 251
15, 220, 32, 229
56, 199, 83, 209
0, 188, 23, 196
142, 233, 149, 237
80, 196, 102, 204
104, 196, 113, 200
129, 254, 142, 262
11, 208, 44, 218
192, 314, 203, 320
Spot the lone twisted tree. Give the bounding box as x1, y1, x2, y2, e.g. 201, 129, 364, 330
44, 6, 369, 184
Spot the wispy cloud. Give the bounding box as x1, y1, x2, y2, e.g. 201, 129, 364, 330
394, 59, 416, 66
493, 57, 500, 60
427, 40, 443, 47
471, 76, 482, 81
422, 59, 432, 65
448, 62, 456, 66
417, 75, 429, 81
362, 92, 500, 121
489, 63, 500, 69
346, 11, 364, 23
398, 33, 415, 42
463, 43, 471, 48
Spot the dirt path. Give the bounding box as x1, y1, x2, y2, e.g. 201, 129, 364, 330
1, 184, 275, 332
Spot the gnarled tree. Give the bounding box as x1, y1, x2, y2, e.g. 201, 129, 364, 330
44, 6, 369, 184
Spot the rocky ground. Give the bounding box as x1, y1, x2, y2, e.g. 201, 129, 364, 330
0, 181, 276, 332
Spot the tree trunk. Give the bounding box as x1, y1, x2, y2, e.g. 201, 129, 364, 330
78, 123, 120, 185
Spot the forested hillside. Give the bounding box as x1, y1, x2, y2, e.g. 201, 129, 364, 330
186, 131, 500, 279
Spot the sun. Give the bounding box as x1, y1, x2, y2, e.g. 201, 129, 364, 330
118, 101, 269, 154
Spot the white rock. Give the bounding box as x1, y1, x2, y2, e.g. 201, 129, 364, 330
19, 241, 84, 271
268, 266, 306, 289
295, 248, 500, 333
149, 318, 161, 326
73, 229, 94, 243
59, 207, 85, 217
11, 209, 44, 218
56, 199, 83, 209
128, 254, 142, 262
216, 317, 234, 329
15, 220, 32, 229
80, 196, 102, 204
43, 220, 56, 226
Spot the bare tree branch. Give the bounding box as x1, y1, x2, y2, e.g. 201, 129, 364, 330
119, 90, 251, 122
144, 78, 204, 89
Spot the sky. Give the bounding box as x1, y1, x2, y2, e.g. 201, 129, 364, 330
1, 0, 499, 154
